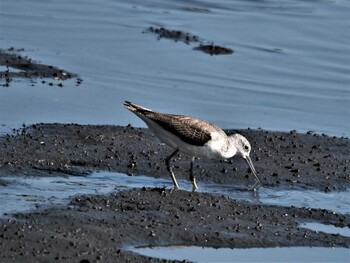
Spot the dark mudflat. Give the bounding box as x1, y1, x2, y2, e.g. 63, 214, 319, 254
0, 124, 349, 262
0, 188, 349, 262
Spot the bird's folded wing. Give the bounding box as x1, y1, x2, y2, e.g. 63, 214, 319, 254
145, 112, 223, 146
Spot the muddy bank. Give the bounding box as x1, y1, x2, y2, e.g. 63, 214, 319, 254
0, 124, 349, 192
0, 188, 349, 262
0, 48, 81, 87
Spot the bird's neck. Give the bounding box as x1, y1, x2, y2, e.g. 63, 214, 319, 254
221, 136, 238, 159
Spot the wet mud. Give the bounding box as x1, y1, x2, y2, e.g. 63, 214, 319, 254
0, 124, 349, 262
0, 48, 80, 87
1, 124, 348, 192
193, 44, 234, 55
0, 188, 349, 262
146, 27, 234, 55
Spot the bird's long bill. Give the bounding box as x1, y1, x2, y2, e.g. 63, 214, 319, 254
245, 155, 261, 184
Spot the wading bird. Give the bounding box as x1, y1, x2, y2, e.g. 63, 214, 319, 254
123, 101, 261, 191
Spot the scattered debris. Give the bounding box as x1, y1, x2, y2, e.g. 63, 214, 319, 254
194, 44, 233, 55
147, 27, 200, 44
146, 26, 234, 56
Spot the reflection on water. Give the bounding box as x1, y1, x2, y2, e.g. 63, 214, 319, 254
130, 246, 350, 262
0, 172, 349, 218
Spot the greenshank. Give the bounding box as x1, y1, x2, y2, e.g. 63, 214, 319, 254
123, 101, 261, 191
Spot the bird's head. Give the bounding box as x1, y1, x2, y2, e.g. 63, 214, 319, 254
233, 133, 252, 158
230, 133, 261, 188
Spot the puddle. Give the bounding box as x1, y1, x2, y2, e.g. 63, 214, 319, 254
0, 172, 349, 217
130, 246, 350, 262
301, 222, 350, 237
0, 172, 170, 217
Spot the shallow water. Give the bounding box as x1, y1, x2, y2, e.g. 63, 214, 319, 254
130, 246, 350, 262
1, 172, 349, 218
201, 183, 350, 215
0, 0, 349, 136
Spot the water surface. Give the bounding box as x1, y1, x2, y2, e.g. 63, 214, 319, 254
0, 0, 349, 136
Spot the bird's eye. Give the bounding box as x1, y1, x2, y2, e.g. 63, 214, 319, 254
244, 145, 249, 150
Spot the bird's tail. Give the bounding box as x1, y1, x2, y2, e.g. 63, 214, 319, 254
123, 101, 153, 114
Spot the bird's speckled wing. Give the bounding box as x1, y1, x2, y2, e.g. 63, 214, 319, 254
150, 113, 221, 146
144, 114, 225, 146
123, 101, 226, 146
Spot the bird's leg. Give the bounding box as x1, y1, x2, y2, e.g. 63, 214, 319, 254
165, 149, 179, 190
190, 157, 198, 192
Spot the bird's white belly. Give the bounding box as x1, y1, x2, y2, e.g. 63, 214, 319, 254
180, 142, 224, 159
